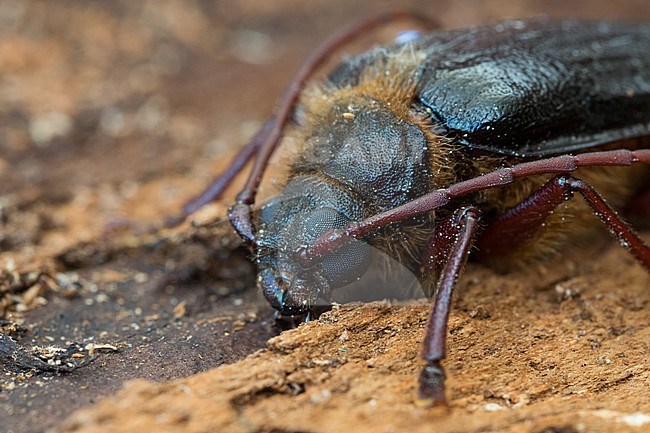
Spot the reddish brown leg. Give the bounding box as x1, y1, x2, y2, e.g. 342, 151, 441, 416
476, 174, 650, 267
302, 149, 650, 265
417, 207, 480, 407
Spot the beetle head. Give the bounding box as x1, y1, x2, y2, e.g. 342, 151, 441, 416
255, 192, 373, 317
253, 95, 431, 318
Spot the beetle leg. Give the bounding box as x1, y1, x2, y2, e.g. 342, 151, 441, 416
475, 174, 578, 258
417, 207, 480, 407
305, 149, 650, 265
476, 174, 650, 268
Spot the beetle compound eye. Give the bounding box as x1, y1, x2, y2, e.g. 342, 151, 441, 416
320, 239, 372, 288
302, 207, 350, 239
302, 208, 373, 288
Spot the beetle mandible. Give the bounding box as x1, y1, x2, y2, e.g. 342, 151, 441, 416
172, 12, 650, 406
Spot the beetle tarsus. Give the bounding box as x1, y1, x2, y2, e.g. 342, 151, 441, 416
416, 360, 448, 407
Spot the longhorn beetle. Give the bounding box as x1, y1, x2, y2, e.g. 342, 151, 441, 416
170, 12, 650, 406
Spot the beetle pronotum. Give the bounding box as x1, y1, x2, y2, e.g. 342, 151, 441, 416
173, 12, 650, 406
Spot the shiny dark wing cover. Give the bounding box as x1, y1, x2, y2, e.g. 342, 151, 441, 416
329, 19, 650, 157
